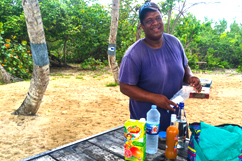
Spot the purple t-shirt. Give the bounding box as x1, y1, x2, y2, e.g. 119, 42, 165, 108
119, 33, 188, 131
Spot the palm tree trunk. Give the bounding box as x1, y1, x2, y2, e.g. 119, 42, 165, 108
108, 0, 119, 84
0, 66, 23, 83
12, 0, 49, 115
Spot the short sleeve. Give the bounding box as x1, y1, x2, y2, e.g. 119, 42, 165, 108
119, 54, 140, 85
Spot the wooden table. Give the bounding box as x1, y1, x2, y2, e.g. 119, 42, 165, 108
21, 126, 188, 161
196, 62, 207, 70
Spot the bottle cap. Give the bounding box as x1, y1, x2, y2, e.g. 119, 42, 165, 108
139, 118, 146, 122
171, 114, 177, 122
151, 105, 157, 109
179, 102, 184, 109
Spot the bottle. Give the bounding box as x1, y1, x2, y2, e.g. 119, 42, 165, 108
165, 114, 179, 159
177, 102, 187, 149
146, 105, 160, 154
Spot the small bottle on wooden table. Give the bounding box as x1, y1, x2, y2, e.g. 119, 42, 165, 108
177, 102, 187, 149
165, 114, 179, 159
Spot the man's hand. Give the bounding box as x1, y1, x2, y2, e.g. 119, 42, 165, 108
153, 94, 178, 112
188, 76, 202, 92
120, 82, 178, 112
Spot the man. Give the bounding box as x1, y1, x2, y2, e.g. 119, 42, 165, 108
119, 2, 202, 131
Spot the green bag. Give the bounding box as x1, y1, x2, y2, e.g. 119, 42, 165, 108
188, 122, 242, 161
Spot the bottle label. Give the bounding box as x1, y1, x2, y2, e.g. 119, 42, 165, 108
174, 135, 178, 151
146, 123, 159, 135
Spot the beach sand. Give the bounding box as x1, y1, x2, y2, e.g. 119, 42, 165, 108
0, 67, 241, 161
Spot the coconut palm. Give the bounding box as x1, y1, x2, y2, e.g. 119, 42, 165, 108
12, 0, 49, 115
108, 0, 120, 84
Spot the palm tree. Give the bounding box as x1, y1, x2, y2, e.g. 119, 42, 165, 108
108, 0, 120, 84
0, 65, 23, 83
12, 0, 49, 115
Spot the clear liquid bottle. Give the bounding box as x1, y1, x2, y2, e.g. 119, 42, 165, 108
146, 105, 160, 154
165, 114, 179, 159
177, 102, 187, 149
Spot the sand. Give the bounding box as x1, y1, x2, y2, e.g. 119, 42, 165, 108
0, 67, 241, 161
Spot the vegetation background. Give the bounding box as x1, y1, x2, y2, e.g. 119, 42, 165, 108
0, 0, 242, 82
0, 0, 242, 160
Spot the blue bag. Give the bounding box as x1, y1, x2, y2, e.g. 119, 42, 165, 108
188, 122, 242, 161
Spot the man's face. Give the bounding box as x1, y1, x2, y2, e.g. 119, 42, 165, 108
141, 10, 164, 41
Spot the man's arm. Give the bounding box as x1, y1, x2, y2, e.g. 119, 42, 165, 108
119, 82, 177, 111
183, 66, 202, 92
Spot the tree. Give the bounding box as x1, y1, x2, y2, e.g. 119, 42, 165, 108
0, 65, 23, 83
0, 0, 29, 43
161, 0, 219, 35
174, 13, 201, 50
12, 0, 49, 115
136, 22, 142, 41
214, 18, 227, 34
40, 0, 111, 64
115, 0, 141, 62
108, 0, 120, 84
0, 22, 32, 83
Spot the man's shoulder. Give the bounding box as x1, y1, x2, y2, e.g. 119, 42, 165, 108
124, 39, 145, 56
163, 33, 180, 42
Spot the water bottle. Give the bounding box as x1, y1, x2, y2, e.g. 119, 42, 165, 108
176, 102, 187, 149
146, 105, 160, 154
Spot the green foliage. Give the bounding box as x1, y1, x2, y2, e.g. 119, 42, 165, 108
174, 14, 201, 50
235, 65, 242, 73
57, 73, 63, 76
160, 0, 177, 13
0, 22, 33, 79
204, 48, 227, 69
185, 52, 199, 69
1, 0, 242, 73
173, 16, 242, 70
0, 0, 28, 41
205, 48, 219, 69
116, 0, 140, 64
214, 19, 227, 34
39, 0, 111, 63
80, 57, 105, 70
75, 76, 84, 79
0, 80, 5, 85
106, 82, 118, 87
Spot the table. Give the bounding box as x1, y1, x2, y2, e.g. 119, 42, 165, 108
21, 126, 189, 161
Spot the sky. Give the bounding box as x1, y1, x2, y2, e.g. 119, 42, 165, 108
98, 0, 242, 28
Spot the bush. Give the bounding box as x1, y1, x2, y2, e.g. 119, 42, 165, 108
186, 52, 199, 69
79, 57, 105, 71
236, 65, 242, 73
0, 22, 33, 79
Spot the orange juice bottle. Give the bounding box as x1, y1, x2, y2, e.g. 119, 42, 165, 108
165, 114, 179, 159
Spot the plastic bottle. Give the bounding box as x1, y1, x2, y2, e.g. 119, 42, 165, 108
177, 102, 187, 149
165, 114, 179, 159
146, 105, 160, 154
